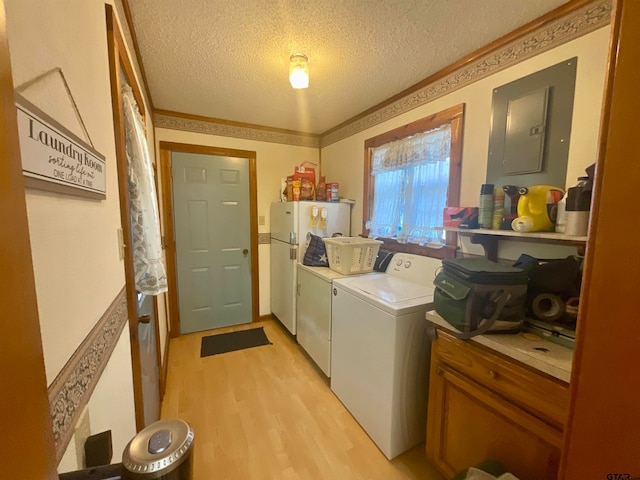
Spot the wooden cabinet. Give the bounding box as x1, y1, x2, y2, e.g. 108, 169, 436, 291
426, 330, 569, 480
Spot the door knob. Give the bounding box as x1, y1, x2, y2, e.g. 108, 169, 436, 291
243, 248, 249, 255
139, 314, 151, 324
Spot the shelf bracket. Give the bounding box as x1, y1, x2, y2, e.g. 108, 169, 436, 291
470, 234, 498, 262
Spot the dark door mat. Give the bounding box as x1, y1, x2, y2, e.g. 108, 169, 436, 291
200, 327, 272, 358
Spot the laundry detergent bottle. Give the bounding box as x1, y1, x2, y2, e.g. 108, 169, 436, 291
516, 185, 564, 232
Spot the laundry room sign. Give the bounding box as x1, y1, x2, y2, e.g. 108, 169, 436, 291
15, 94, 106, 199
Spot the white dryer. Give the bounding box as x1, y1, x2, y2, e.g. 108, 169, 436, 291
296, 264, 346, 377
330, 253, 441, 460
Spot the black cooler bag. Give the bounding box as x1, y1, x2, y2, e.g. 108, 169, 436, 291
434, 258, 528, 339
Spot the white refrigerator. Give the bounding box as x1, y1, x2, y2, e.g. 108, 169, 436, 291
270, 201, 351, 335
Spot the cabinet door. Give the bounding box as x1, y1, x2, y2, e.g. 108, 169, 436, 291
427, 364, 562, 480
296, 267, 332, 376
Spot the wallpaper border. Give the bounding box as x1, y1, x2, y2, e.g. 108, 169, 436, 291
155, 0, 611, 149
48, 287, 129, 461
154, 113, 320, 149
320, 0, 612, 147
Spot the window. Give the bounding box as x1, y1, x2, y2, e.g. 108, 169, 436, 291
363, 104, 464, 258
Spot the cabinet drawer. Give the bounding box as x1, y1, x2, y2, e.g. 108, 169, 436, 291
433, 330, 569, 428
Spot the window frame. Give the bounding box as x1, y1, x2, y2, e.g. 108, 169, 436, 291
362, 103, 465, 259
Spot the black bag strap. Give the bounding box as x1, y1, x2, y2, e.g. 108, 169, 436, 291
447, 291, 512, 340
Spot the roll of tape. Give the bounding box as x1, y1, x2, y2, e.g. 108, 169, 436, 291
565, 296, 580, 318
512, 216, 533, 233
532, 293, 565, 322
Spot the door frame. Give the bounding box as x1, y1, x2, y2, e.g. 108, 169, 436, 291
159, 141, 259, 337
559, 0, 640, 476
0, 0, 58, 476
106, 5, 163, 431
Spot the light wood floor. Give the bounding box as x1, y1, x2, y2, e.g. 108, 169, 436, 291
161, 319, 445, 480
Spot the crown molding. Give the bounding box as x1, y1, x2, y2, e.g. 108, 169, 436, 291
154, 109, 320, 149
150, 0, 611, 150
320, 0, 612, 148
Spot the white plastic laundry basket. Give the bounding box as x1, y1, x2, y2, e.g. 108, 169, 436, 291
323, 237, 383, 275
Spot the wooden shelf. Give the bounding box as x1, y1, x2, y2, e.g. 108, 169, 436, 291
438, 227, 587, 260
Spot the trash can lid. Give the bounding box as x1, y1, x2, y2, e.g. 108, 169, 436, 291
122, 419, 194, 476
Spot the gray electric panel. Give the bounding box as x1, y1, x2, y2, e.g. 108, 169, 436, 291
487, 58, 577, 190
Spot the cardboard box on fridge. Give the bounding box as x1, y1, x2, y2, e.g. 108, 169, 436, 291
293, 161, 317, 200
443, 207, 479, 229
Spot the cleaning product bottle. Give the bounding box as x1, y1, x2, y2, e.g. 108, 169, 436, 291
516, 185, 564, 232
565, 176, 591, 236
491, 187, 505, 230
555, 191, 568, 233
502, 185, 522, 229
478, 184, 494, 229
557, 176, 590, 233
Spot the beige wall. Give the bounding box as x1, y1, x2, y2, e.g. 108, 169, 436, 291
5, 0, 158, 472
321, 26, 611, 261
155, 128, 319, 316
2, 1, 610, 471
157, 26, 611, 319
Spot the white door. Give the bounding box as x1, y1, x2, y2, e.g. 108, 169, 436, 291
172, 152, 252, 334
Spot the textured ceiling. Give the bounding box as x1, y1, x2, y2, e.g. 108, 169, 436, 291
127, 0, 570, 135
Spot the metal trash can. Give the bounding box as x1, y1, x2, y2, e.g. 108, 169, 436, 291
122, 419, 194, 480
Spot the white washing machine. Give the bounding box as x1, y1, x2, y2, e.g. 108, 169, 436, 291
330, 253, 441, 460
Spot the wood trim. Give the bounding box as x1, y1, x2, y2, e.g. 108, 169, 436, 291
363, 104, 463, 149
150, 160, 164, 398
159, 148, 180, 338
105, 4, 145, 431
248, 155, 260, 324
446, 109, 464, 248
121, 0, 154, 110
0, 0, 58, 475
155, 108, 320, 139
560, 0, 640, 476
321, 0, 601, 140
111, 12, 144, 120
158, 141, 260, 338
361, 104, 464, 258
372, 240, 457, 260
159, 141, 257, 159
152, 295, 164, 398
162, 326, 170, 399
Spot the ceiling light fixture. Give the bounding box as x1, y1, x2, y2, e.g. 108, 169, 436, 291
289, 53, 309, 89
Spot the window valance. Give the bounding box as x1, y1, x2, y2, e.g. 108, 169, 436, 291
370, 125, 451, 174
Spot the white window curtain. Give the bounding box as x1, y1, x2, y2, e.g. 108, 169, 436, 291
366, 125, 451, 245
122, 84, 168, 295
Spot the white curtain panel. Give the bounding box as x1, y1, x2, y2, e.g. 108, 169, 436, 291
366, 169, 405, 239
367, 125, 451, 246
122, 85, 168, 295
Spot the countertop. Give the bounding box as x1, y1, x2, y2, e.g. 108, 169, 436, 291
425, 311, 573, 383
297, 263, 347, 282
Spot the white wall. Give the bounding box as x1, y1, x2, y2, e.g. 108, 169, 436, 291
155, 128, 319, 315
57, 328, 136, 472
321, 26, 611, 260
5, 0, 155, 472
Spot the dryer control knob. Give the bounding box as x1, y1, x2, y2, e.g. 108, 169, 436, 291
396, 259, 402, 266
404, 261, 411, 268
